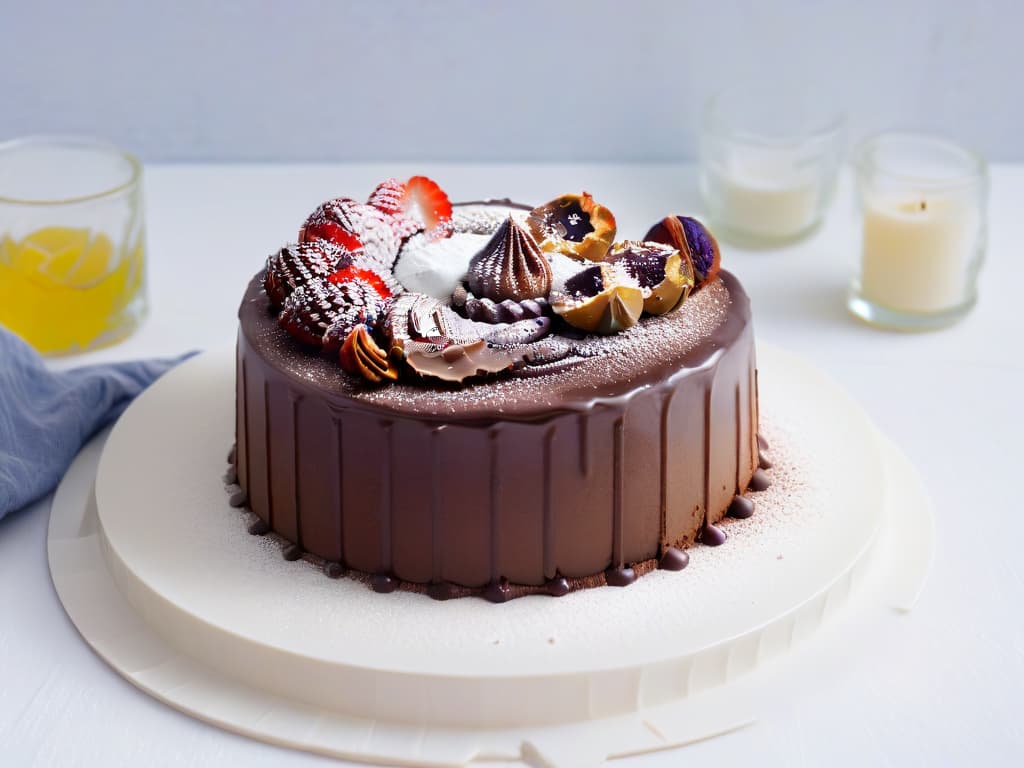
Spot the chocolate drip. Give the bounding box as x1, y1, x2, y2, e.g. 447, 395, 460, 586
329, 409, 346, 567
702, 385, 712, 526
758, 451, 773, 470
483, 580, 513, 603
371, 574, 397, 593
323, 561, 345, 579
659, 390, 675, 546
757, 434, 769, 452
239, 356, 250, 494
236, 271, 758, 594
430, 428, 444, 583
545, 576, 571, 597
727, 495, 755, 519
248, 519, 270, 535
227, 444, 236, 465
701, 523, 727, 546
290, 393, 303, 549
658, 547, 690, 571
735, 383, 742, 495
612, 417, 624, 569
224, 464, 238, 485
428, 582, 456, 601
282, 543, 303, 561
749, 468, 771, 492
489, 430, 500, 582
542, 427, 556, 580
605, 566, 637, 587
380, 422, 394, 573
578, 413, 589, 476
228, 490, 248, 508
263, 380, 274, 528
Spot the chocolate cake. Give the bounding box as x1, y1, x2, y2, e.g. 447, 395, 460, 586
232, 178, 769, 601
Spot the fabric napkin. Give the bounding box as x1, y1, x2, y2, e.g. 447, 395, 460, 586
0, 327, 192, 521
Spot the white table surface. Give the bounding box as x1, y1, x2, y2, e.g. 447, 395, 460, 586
2, 163, 1022, 766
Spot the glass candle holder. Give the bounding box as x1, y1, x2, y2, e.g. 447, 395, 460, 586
0, 135, 147, 355
849, 133, 987, 331
699, 84, 846, 245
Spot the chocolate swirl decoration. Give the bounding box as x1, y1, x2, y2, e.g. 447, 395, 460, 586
384, 292, 559, 382
467, 216, 552, 303
338, 325, 400, 383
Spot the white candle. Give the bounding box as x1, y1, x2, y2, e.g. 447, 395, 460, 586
860, 197, 979, 313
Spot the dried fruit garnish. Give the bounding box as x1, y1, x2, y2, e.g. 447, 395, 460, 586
607, 240, 694, 315
526, 192, 617, 262
642, 216, 720, 288
551, 263, 643, 334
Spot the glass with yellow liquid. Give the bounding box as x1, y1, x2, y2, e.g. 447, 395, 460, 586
0, 136, 147, 355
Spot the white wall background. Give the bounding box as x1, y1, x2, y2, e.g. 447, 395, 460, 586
1, 0, 1020, 162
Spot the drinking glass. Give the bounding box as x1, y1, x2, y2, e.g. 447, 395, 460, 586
0, 135, 148, 354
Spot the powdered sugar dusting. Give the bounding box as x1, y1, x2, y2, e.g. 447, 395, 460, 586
451, 205, 529, 234
249, 275, 732, 418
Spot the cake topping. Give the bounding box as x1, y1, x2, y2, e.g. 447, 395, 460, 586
607, 240, 694, 315
264, 241, 348, 307
454, 289, 549, 324
278, 281, 348, 348
339, 325, 400, 384
328, 265, 394, 300
279, 275, 389, 350
320, 277, 391, 353
368, 176, 453, 242
550, 263, 644, 334
526, 192, 617, 262
384, 292, 553, 382
451, 204, 530, 235
393, 232, 490, 300
300, 198, 402, 275
643, 216, 721, 288
266, 178, 727, 386
467, 216, 552, 303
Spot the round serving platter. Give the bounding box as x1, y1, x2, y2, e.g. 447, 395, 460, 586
47, 343, 933, 766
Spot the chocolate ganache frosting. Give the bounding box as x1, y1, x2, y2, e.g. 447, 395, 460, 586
232, 181, 767, 601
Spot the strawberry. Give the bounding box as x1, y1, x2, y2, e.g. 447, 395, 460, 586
402, 176, 453, 240
278, 282, 347, 347
367, 178, 406, 216
300, 198, 402, 274
302, 220, 364, 252
367, 176, 453, 242
264, 241, 350, 306
328, 265, 393, 299
280, 277, 389, 350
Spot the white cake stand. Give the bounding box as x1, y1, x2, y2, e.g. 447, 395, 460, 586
47, 344, 933, 767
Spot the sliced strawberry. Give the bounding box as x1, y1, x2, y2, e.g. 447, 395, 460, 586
300, 219, 364, 252
367, 178, 406, 216
328, 265, 392, 299
401, 176, 453, 240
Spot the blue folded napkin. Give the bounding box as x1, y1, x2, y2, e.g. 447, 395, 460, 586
0, 327, 193, 521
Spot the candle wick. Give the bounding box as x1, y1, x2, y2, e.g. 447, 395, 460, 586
920, 200, 927, 211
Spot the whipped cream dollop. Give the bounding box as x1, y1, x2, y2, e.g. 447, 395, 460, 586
393, 232, 490, 299
393, 205, 530, 299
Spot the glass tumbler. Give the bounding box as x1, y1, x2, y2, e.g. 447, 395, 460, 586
849, 133, 987, 331
0, 135, 148, 355
699, 83, 846, 245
